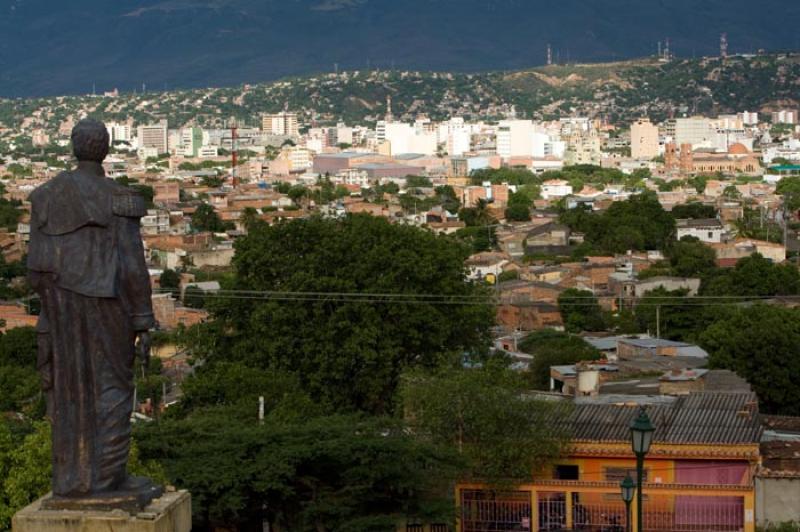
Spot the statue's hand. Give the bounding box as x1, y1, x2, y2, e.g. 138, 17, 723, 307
136, 331, 152, 368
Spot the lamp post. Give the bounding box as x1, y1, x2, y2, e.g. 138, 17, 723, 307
620, 474, 635, 532
629, 407, 655, 532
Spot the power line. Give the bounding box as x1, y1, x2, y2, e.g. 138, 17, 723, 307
151, 288, 799, 307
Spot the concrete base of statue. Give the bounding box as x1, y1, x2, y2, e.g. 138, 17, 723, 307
11, 488, 191, 532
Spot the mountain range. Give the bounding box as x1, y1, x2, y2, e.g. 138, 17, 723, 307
1, 0, 800, 97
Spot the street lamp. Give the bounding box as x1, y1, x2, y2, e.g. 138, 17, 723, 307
630, 407, 655, 532
620, 474, 635, 532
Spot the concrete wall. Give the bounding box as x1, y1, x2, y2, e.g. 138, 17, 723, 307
756, 477, 800, 526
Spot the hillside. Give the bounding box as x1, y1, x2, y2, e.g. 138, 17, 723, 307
1, 0, 800, 97
1, 54, 799, 134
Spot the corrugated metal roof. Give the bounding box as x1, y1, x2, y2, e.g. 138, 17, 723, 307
562, 392, 762, 445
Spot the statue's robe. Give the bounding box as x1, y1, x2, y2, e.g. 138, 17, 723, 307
27, 161, 155, 497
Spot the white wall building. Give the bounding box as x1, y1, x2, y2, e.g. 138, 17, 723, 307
676, 219, 726, 243
674, 117, 714, 149
496, 120, 534, 159
541, 179, 573, 200
107, 122, 132, 144
631, 118, 660, 159
137, 121, 168, 153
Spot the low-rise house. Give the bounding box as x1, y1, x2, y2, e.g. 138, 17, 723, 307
711, 239, 786, 266
675, 218, 727, 243
756, 416, 800, 528
496, 301, 563, 332
499, 280, 564, 305
525, 223, 571, 254
141, 209, 171, 236
617, 337, 708, 359
465, 252, 511, 282
151, 293, 210, 330
658, 368, 750, 396
457, 392, 762, 532
541, 179, 573, 200
0, 303, 37, 331
610, 276, 701, 299
497, 232, 527, 258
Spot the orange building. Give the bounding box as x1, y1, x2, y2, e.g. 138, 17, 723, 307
665, 143, 761, 176
457, 392, 761, 532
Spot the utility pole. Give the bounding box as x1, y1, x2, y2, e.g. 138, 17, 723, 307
656, 305, 661, 339
784, 193, 790, 249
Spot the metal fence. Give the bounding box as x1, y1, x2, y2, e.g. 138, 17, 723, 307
644, 495, 744, 531
461, 489, 746, 532
461, 489, 533, 531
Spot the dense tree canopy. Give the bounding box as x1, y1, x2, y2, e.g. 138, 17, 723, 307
558, 289, 605, 333
400, 362, 569, 484
191, 203, 229, 233
670, 202, 717, 220
0, 327, 41, 415
136, 411, 459, 531
701, 305, 800, 415
701, 254, 800, 296
560, 192, 676, 254
187, 214, 495, 414
505, 191, 532, 222
666, 236, 718, 278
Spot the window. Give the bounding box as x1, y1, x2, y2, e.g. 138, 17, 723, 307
605, 467, 648, 483
708, 231, 714, 239
554, 464, 579, 480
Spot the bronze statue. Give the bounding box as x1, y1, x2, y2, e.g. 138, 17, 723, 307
27, 119, 163, 511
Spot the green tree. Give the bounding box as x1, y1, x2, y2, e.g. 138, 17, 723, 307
200, 175, 224, 188
505, 191, 532, 222
0, 421, 166, 528
687, 175, 710, 194
191, 203, 227, 233
634, 288, 726, 342
239, 206, 261, 232
518, 330, 601, 390
670, 203, 717, 219
701, 254, 800, 297
188, 214, 495, 414
400, 362, 569, 484
776, 176, 800, 212
0, 327, 40, 414
135, 411, 460, 531
558, 289, 605, 333
723, 184, 741, 199
159, 268, 181, 295
560, 192, 675, 254
434, 185, 460, 213
406, 175, 433, 188
458, 198, 494, 227
667, 236, 717, 278
453, 225, 497, 253
700, 305, 800, 415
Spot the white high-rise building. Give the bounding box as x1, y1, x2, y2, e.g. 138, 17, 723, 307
448, 128, 471, 156
740, 111, 759, 126
262, 112, 299, 136
674, 117, 714, 149
630, 118, 660, 159
137, 121, 168, 153
496, 120, 534, 159
107, 122, 132, 144
336, 123, 354, 146
381, 121, 436, 155
772, 110, 799, 125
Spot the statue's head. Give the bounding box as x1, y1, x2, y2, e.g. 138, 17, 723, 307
71, 119, 109, 163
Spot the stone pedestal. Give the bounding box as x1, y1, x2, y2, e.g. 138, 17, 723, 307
12, 489, 191, 532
